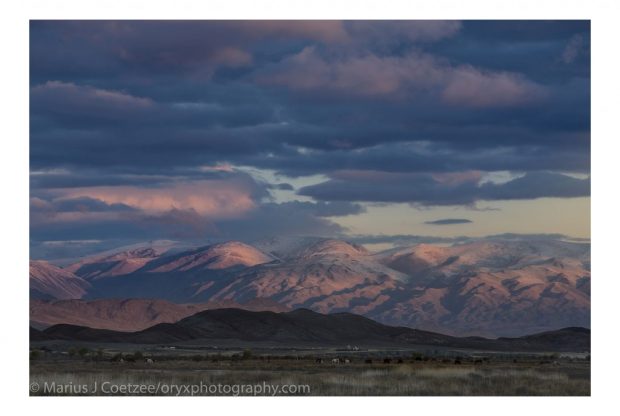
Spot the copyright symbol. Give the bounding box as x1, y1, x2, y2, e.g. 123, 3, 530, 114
30, 382, 39, 393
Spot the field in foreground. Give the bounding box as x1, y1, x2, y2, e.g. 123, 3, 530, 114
30, 355, 590, 396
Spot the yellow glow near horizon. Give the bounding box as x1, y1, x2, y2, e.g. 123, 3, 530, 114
330, 197, 591, 239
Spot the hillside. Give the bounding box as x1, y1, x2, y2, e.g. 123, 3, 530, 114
31, 237, 591, 337
30, 261, 90, 300
34, 308, 590, 352
30, 298, 290, 331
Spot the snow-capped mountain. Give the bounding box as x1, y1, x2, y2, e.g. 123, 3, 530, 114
30, 260, 90, 300
65, 240, 184, 280
196, 239, 410, 308
143, 241, 275, 273
30, 237, 591, 337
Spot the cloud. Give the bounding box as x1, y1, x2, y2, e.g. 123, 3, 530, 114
562, 34, 585, 64
30, 196, 138, 230
478, 171, 590, 200
348, 232, 588, 248
45, 177, 265, 218
214, 202, 360, 241
266, 183, 295, 191
441, 66, 545, 107
299, 171, 590, 206
238, 21, 349, 44
272, 201, 365, 217
29, 199, 357, 244
348, 234, 468, 246
140, 208, 217, 238
425, 218, 473, 225
30, 22, 589, 180
28, 21, 591, 246
30, 21, 353, 82
31, 81, 153, 122
32, 196, 136, 214
256, 46, 545, 107
344, 20, 462, 45
31, 21, 460, 82
255, 47, 428, 96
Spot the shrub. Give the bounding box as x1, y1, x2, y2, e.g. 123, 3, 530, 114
110, 353, 123, 362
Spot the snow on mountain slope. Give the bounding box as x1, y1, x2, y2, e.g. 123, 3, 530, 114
368, 239, 590, 336
198, 239, 410, 310
30, 261, 90, 300
197, 238, 589, 336
29, 237, 590, 337
296, 239, 369, 260
65, 240, 183, 280
252, 236, 326, 260
377, 239, 590, 278
145, 241, 275, 273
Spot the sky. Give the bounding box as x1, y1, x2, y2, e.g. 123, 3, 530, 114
29, 20, 590, 259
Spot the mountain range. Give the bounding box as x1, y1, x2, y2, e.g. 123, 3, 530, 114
30, 298, 290, 331
31, 307, 591, 352
29, 237, 590, 337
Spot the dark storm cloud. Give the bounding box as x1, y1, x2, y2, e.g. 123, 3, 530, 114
236, 140, 589, 177
29, 165, 251, 190
30, 20, 589, 177
477, 172, 590, 201
299, 172, 590, 206
29, 21, 590, 245
31, 196, 136, 213
271, 201, 365, 217
29, 196, 360, 243
30, 171, 172, 189
425, 219, 472, 225
30, 21, 465, 84
429, 21, 590, 83
214, 202, 356, 241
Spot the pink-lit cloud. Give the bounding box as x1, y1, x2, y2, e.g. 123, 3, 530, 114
256, 47, 442, 96
55, 180, 258, 218
441, 66, 546, 108
256, 47, 545, 107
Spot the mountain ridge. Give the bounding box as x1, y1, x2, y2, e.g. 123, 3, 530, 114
32, 307, 590, 352
29, 237, 590, 337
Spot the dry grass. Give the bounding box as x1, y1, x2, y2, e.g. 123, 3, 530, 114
30, 358, 590, 396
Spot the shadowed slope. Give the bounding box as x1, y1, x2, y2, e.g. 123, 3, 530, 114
37, 308, 590, 352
